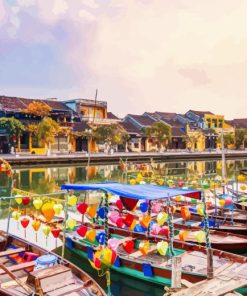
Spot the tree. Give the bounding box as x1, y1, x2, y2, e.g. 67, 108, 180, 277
24, 101, 52, 117
0, 117, 24, 146
144, 122, 171, 150
185, 133, 200, 151
235, 128, 247, 149
37, 117, 59, 154
93, 124, 128, 151
217, 133, 235, 148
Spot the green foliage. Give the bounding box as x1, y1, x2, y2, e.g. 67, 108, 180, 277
217, 133, 235, 146
93, 124, 129, 147
37, 117, 59, 147
0, 117, 24, 137
144, 122, 171, 148
235, 128, 247, 149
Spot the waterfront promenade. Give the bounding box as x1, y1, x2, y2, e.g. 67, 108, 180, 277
2, 150, 247, 167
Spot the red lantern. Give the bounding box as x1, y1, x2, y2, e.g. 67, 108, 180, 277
116, 217, 124, 228
77, 225, 88, 237
76, 203, 88, 214
21, 217, 30, 228
123, 240, 134, 254
22, 197, 31, 206
116, 200, 123, 211
51, 227, 61, 238
120, 197, 138, 211
124, 214, 134, 227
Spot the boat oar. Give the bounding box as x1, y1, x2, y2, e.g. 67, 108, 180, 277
0, 262, 34, 295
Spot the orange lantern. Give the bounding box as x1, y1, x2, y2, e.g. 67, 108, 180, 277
41, 202, 55, 222
139, 240, 150, 255
181, 206, 191, 221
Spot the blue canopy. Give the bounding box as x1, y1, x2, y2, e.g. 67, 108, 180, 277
61, 182, 201, 200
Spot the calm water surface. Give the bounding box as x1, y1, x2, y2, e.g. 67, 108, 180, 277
0, 158, 247, 296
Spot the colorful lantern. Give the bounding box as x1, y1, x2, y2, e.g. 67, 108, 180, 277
219, 199, 225, 207
157, 241, 168, 256
116, 217, 124, 228
152, 203, 161, 214
51, 227, 61, 238
68, 195, 78, 206
151, 223, 161, 235
157, 212, 168, 226
139, 214, 151, 229
124, 214, 135, 227
194, 231, 205, 243
181, 206, 191, 221
175, 196, 181, 202
86, 205, 97, 218
22, 197, 31, 206
42, 225, 51, 236
129, 179, 136, 185
90, 247, 116, 270
202, 181, 210, 189
15, 197, 22, 205
53, 203, 63, 215
77, 225, 88, 237
12, 211, 21, 220
120, 197, 138, 211
96, 232, 105, 245
179, 230, 188, 242
178, 180, 183, 187
41, 202, 55, 222
116, 200, 123, 211
108, 211, 120, 224
191, 198, 197, 205
108, 238, 120, 251
32, 220, 41, 232
66, 218, 76, 230
238, 175, 246, 183
129, 219, 136, 231
240, 196, 247, 202
225, 197, 233, 205
139, 240, 150, 255
21, 217, 30, 229
76, 203, 88, 214
123, 240, 134, 254
134, 224, 147, 233
97, 207, 106, 219
159, 226, 169, 238
86, 229, 96, 242
33, 199, 43, 210
240, 184, 246, 191
140, 202, 149, 213
196, 204, 204, 216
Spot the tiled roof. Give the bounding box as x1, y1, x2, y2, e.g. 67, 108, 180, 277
189, 110, 214, 116
107, 112, 119, 120
228, 119, 247, 129
0, 96, 73, 113
120, 121, 141, 135
154, 112, 177, 120
171, 127, 186, 137
127, 114, 156, 127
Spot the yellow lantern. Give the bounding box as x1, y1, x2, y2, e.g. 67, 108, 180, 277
87, 205, 97, 218
194, 231, 205, 244
32, 220, 41, 232
196, 204, 204, 216
238, 175, 246, 183
129, 219, 136, 231
139, 240, 150, 255
66, 218, 76, 230
41, 202, 55, 222
15, 197, 22, 205
42, 225, 51, 236
12, 211, 21, 220
139, 214, 151, 228
157, 212, 168, 226
53, 203, 63, 215
68, 195, 78, 206
129, 179, 136, 185
179, 230, 189, 242
175, 196, 181, 202
157, 241, 168, 256
219, 199, 225, 207
240, 184, 246, 191
33, 199, 43, 210
86, 229, 96, 242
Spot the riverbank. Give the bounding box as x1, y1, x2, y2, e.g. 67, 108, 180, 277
1, 150, 247, 167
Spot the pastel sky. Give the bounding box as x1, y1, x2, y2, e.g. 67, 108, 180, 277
0, 0, 247, 119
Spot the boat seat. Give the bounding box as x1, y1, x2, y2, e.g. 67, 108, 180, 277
46, 283, 85, 296
0, 261, 35, 275
0, 248, 25, 257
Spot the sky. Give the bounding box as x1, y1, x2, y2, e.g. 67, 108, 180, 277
0, 0, 247, 119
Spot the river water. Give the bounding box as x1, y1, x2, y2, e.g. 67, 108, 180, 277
0, 158, 246, 296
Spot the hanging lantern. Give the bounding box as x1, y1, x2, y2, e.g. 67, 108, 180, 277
33, 199, 43, 210
86, 229, 96, 242
51, 227, 61, 239
181, 206, 191, 221
191, 180, 198, 188
12, 211, 21, 220
179, 230, 188, 242
194, 231, 205, 244
152, 203, 161, 214
238, 175, 246, 183
139, 240, 150, 255
20, 217, 30, 229
108, 238, 120, 251
115, 200, 123, 211
129, 179, 136, 185
124, 214, 135, 227
123, 240, 134, 254
151, 223, 161, 235
96, 232, 105, 245
22, 197, 30, 206
178, 180, 184, 188
116, 217, 124, 228
66, 218, 76, 230
32, 220, 41, 232
15, 197, 22, 205
108, 211, 120, 224
68, 195, 78, 206
97, 207, 106, 219
160, 226, 169, 237
240, 196, 247, 202
202, 181, 210, 189
76, 203, 88, 214
53, 203, 63, 215
139, 214, 151, 229
86, 205, 97, 218
120, 197, 138, 211
134, 224, 147, 233
240, 184, 247, 191
42, 225, 51, 236
77, 225, 88, 237
157, 212, 168, 226
196, 204, 204, 216
171, 205, 176, 214
140, 202, 148, 213
206, 200, 212, 208
157, 179, 164, 186
225, 197, 233, 205
191, 198, 197, 205
157, 241, 168, 256
89, 247, 116, 270
41, 202, 55, 222
175, 196, 181, 202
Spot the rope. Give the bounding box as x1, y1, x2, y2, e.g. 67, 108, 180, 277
202, 194, 211, 249
147, 200, 152, 237
104, 193, 109, 246
167, 194, 175, 257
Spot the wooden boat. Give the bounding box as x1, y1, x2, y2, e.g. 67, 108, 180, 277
0, 231, 105, 296
61, 182, 247, 291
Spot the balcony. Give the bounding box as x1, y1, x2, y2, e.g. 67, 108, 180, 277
81, 117, 120, 125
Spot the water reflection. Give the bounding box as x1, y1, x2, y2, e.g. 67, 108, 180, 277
0, 159, 245, 195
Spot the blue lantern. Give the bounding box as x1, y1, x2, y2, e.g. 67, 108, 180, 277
97, 207, 106, 219
96, 232, 105, 245
140, 202, 148, 213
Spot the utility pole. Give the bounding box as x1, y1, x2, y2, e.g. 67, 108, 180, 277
221, 129, 226, 194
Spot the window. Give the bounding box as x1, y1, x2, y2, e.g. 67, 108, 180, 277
219, 120, 223, 128
212, 119, 217, 128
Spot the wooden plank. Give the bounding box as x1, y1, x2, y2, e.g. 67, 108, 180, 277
0, 248, 25, 257
46, 284, 85, 296
130, 245, 157, 258
0, 261, 35, 275
214, 262, 233, 276
1, 276, 27, 289
181, 279, 193, 288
